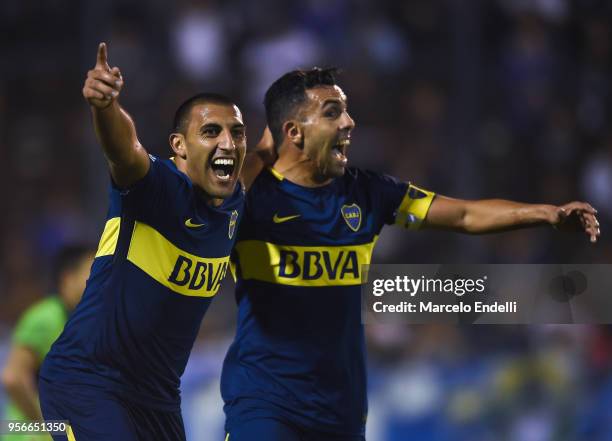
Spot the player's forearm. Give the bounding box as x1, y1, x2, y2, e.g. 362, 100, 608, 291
241, 149, 277, 190
241, 151, 264, 191
2, 374, 43, 421
461, 199, 555, 233
83, 43, 148, 187
92, 101, 144, 167
241, 126, 276, 190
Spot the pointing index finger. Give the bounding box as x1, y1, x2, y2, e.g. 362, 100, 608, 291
96, 42, 109, 70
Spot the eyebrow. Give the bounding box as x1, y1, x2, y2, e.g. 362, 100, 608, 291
199, 122, 246, 131
321, 98, 348, 109
322, 98, 342, 106
199, 123, 220, 132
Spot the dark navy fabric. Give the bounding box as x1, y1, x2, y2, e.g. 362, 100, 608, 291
41, 156, 244, 412
39, 378, 185, 441
222, 168, 408, 437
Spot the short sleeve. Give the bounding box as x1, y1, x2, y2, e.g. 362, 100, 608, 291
12, 302, 64, 361
365, 171, 435, 230
393, 183, 436, 230
367, 173, 410, 226
115, 155, 185, 216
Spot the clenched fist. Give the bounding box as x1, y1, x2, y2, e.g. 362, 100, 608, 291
82, 42, 123, 109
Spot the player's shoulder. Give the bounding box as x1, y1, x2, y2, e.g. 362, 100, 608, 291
111, 155, 187, 197
252, 166, 280, 184
341, 167, 404, 189
16, 296, 65, 329
246, 167, 282, 196
22, 296, 63, 317
149, 155, 187, 182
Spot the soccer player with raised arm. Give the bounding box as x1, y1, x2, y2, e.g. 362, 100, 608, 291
221, 68, 601, 441
38, 43, 247, 441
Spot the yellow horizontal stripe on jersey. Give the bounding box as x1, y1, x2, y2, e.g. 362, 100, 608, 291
127, 222, 229, 297
95, 217, 121, 257
395, 184, 435, 230
235, 238, 378, 287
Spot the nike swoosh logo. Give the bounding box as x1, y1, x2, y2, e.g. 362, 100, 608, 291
272, 214, 301, 224
185, 218, 205, 228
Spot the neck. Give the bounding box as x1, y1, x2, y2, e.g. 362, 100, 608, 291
274, 144, 333, 187
195, 186, 224, 207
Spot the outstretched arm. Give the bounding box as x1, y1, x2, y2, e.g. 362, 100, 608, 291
423, 196, 601, 243
240, 127, 276, 191
83, 42, 149, 188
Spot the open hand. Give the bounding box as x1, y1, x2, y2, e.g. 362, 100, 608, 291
549, 201, 600, 243
82, 42, 123, 109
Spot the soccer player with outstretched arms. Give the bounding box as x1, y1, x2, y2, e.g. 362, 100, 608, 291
221, 68, 600, 441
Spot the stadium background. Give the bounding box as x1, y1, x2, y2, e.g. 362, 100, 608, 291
1, 0, 612, 439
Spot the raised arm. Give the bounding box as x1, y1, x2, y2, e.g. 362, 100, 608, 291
423, 195, 601, 243
82, 42, 149, 188
240, 126, 277, 191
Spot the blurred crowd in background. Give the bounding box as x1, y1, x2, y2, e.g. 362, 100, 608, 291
1, 0, 612, 439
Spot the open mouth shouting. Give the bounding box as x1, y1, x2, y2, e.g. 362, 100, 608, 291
210, 156, 237, 183
331, 138, 350, 166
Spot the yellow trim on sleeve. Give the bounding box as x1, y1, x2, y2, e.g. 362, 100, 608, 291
95, 217, 121, 257
67, 425, 76, 441
395, 184, 435, 230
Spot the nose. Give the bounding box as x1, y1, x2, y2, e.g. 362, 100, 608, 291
340, 111, 355, 131
218, 130, 236, 152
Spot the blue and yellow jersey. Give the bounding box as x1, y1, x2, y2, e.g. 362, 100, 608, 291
41, 156, 243, 411
221, 167, 434, 436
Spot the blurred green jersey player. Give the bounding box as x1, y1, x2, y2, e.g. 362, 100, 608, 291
1, 245, 93, 441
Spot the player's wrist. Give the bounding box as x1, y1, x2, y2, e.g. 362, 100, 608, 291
538, 204, 561, 226
91, 99, 116, 111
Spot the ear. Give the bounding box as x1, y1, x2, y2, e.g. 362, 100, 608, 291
282, 120, 303, 149
169, 133, 187, 159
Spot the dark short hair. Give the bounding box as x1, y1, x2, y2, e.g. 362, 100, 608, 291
264, 67, 339, 146
172, 93, 237, 134
53, 244, 95, 286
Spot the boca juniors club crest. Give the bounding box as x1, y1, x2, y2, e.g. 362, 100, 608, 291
341, 204, 362, 232
228, 210, 239, 239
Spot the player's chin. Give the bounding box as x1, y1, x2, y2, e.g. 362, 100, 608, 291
326, 163, 347, 178
325, 153, 348, 177
204, 169, 238, 198
205, 182, 236, 200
